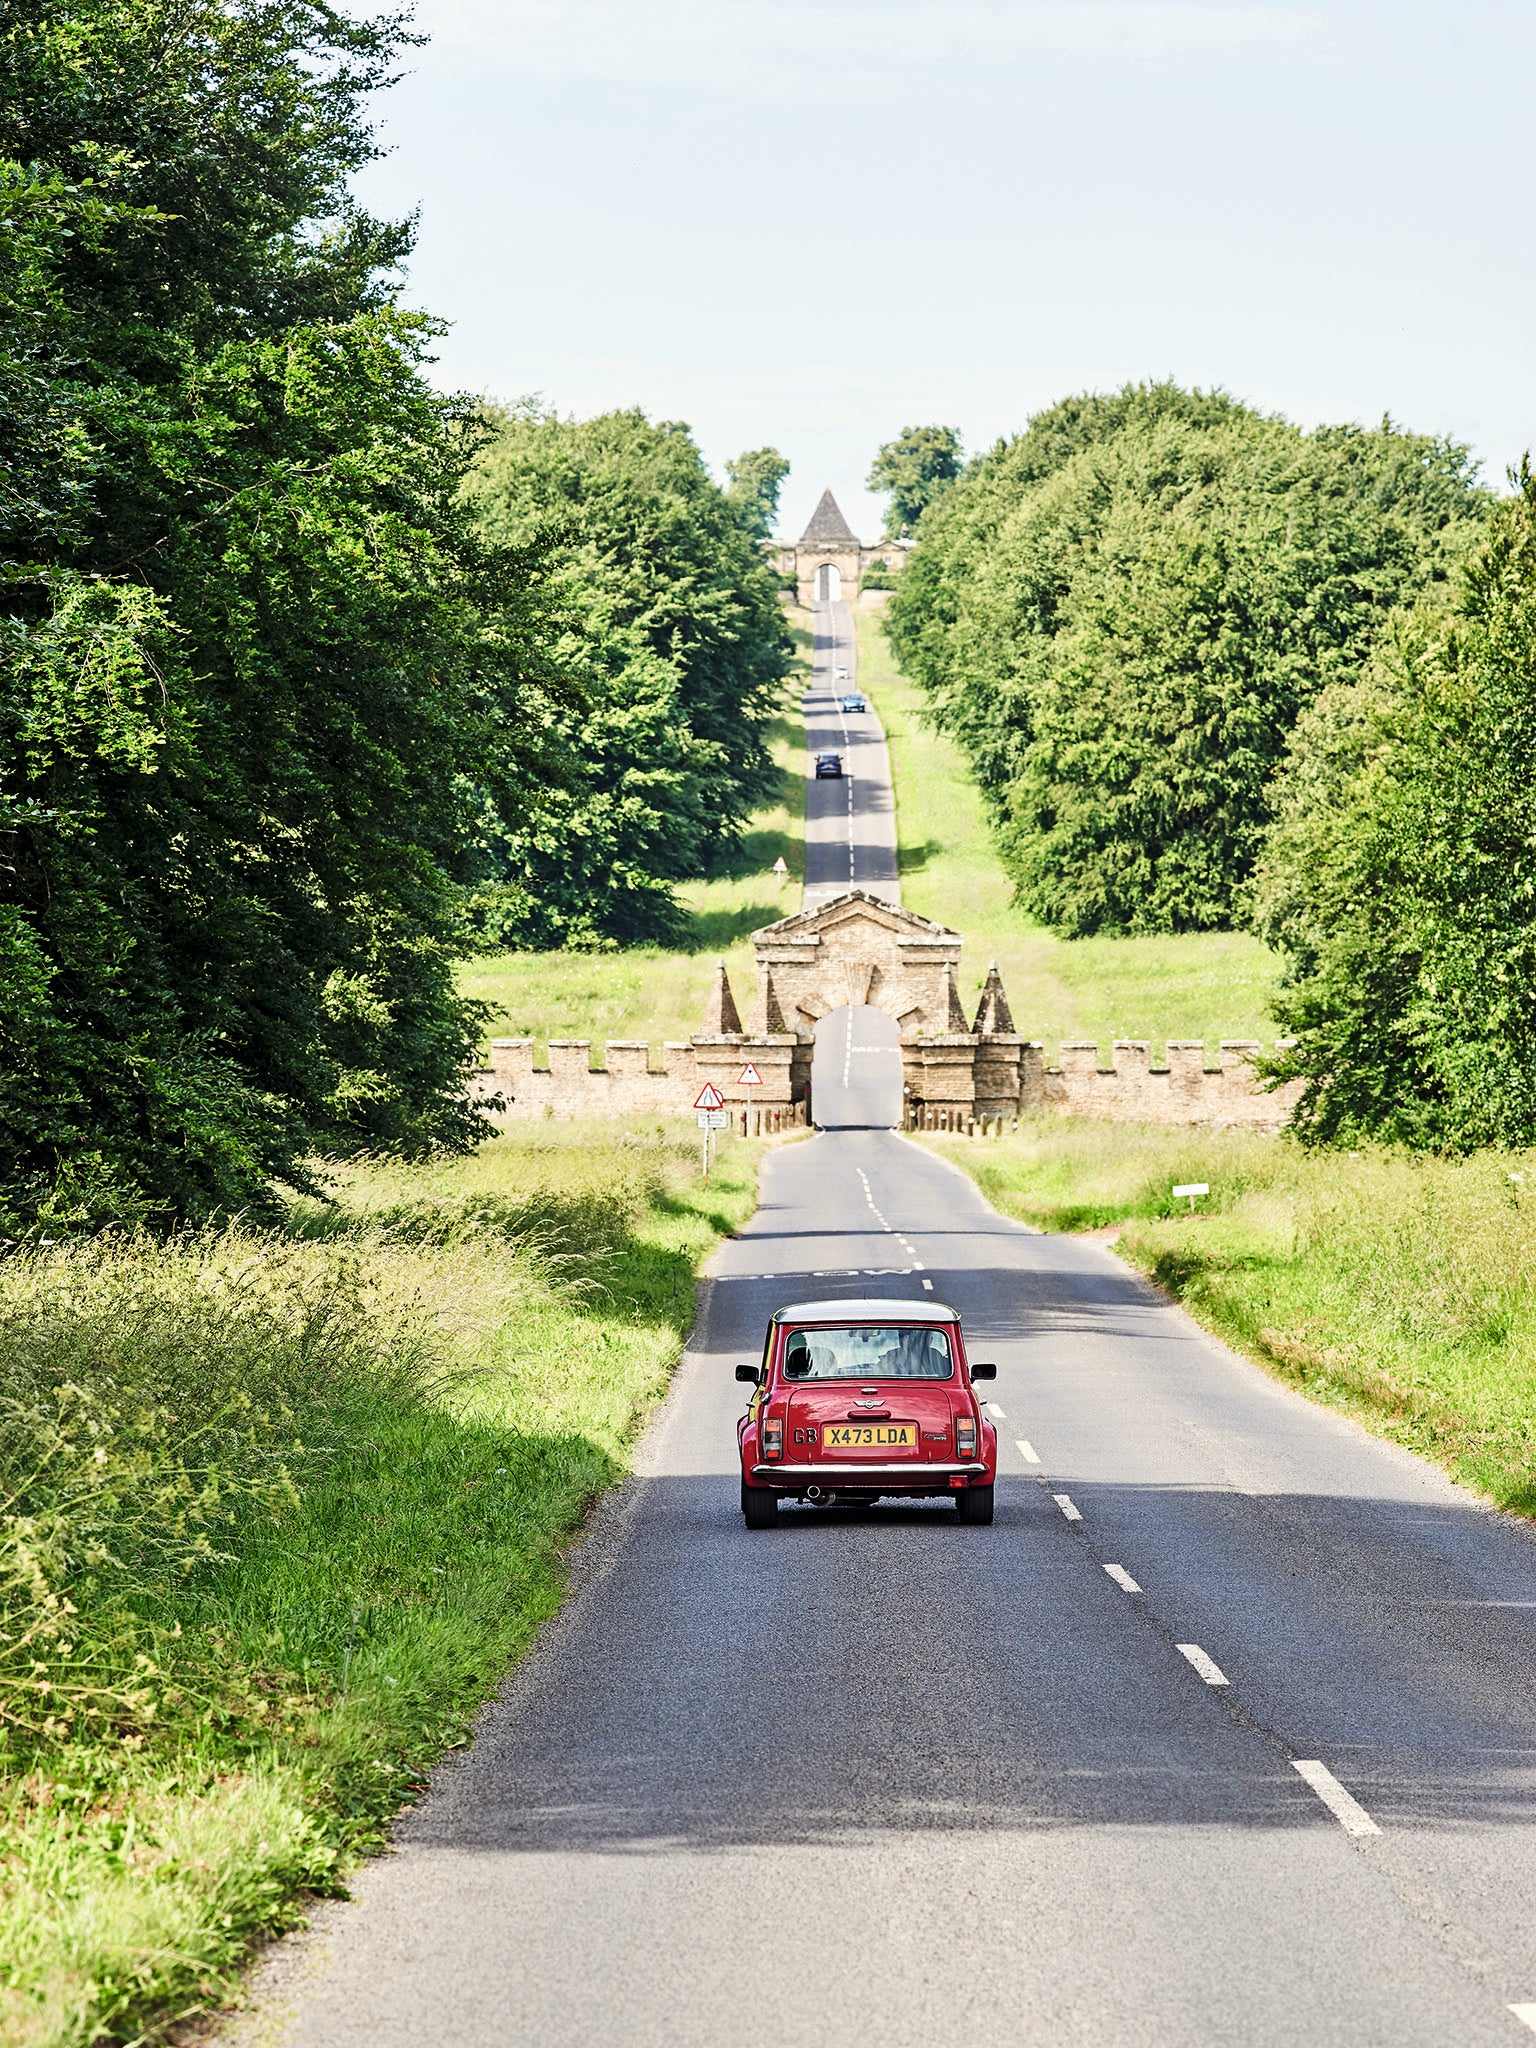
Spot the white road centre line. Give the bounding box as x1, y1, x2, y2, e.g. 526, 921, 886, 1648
1104, 1564, 1142, 1593
1508, 2006, 1536, 2033
1053, 1493, 1081, 1521
1176, 1643, 1229, 1686
1016, 1439, 1041, 1463
988, 1403, 1005, 1418
1292, 1760, 1382, 1837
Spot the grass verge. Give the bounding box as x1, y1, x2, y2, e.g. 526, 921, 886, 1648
0, 1121, 763, 2048
921, 1119, 1536, 1517
854, 604, 1282, 1055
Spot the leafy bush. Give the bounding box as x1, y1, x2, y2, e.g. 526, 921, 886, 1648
888, 382, 1485, 935
1255, 466, 1536, 1149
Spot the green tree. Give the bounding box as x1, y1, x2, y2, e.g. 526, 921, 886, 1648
465, 407, 793, 949
0, 0, 567, 1230
887, 384, 1485, 934
726, 446, 790, 541
867, 424, 963, 538
1255, 468, 1536, 1149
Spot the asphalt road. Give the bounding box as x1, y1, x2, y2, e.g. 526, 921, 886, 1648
801, 597, 901, 910
232, 1129, 1536, 2048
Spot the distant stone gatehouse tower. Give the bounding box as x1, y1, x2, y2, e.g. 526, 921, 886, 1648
775, 489, 912, 604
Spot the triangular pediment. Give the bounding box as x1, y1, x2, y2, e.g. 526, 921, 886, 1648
753, 889, 958, 946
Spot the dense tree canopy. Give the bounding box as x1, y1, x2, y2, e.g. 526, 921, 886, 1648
867, 425, 963, 538
464, 407, 792, 949
725, 446, 790, 542
887, 384, 1486, 935
1255, 470, 1536, 1150
0, 0, 567, 1230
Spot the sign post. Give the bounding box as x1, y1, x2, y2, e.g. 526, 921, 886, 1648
694, 1083, 726, 1177
1171, 1181, 1209, 1215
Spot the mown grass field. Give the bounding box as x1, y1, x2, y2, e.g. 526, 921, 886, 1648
0, 1122, 764, 2048
854, 604, 1283, 1059
923, 1119, 1536, 1518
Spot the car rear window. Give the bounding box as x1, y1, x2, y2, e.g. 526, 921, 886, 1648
782, 1325, 954, 1380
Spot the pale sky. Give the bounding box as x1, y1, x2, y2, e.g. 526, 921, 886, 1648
352, 0, 1536, 542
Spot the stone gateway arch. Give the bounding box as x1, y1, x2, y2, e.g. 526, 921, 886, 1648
479, 888, 1302, 1130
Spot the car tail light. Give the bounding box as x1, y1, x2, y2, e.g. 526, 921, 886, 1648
762, 1414, 783, 1459
955, 1414, 977, 1457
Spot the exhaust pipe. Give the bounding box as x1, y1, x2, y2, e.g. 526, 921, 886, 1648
806, 1485, 824, 1501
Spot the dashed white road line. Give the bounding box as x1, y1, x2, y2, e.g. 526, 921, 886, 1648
1177, 1642, 1229, 1686
1508, 2006, 1536, 2033
1292, 1759, 1381, 1837
1104, 1563, 1142, 1593
988, 1403, 1005, 1418
1016, 1438, 1040, 1463
1053, 1493, 1081, 1521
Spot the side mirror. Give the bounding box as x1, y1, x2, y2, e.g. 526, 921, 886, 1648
969, 1361, 997, 1381
735, 1363, 760, 1384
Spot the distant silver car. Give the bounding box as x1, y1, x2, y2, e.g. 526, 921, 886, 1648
841, 693, 866, 713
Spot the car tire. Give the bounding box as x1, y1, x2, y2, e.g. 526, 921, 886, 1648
741, 1480, 779, 1528
956, 1485, 994, 1525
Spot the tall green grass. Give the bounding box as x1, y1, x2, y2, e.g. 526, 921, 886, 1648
924, 1120, 1536, 1514
0, 1121, 763, 2048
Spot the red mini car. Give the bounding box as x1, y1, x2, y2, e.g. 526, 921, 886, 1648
737, 1298, 998, 1527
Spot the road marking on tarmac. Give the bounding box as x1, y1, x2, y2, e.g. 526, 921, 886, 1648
1104, 1564, 1142, 1593
1016, 1439, 1040, 1462
1292, 1760, 1381, 1837
1509, 2007, 1536, 2033
1177, 1643, 1229, 1686
1053, 1493, 1081, 1521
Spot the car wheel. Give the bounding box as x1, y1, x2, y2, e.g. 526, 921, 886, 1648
956, 1485, 994, 1525
742, 1480, 779, 1528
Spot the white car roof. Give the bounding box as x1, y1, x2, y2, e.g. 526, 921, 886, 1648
771, 1297, 959, 1325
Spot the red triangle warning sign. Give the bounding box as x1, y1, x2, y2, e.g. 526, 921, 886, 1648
737, 1063, 764, 1086
693, 1082, 725, 1110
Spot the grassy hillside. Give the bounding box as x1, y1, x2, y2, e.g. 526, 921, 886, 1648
856, 603, 1282, 1059
0, 1123, 763, 2048
924, 1119, 1536, 1519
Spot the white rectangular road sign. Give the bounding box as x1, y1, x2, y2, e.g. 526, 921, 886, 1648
737, 1062, 764, 1087
697, 1110, 730, 1130
1172, 1183, 1209, 1198
693, 1082, 725, 1111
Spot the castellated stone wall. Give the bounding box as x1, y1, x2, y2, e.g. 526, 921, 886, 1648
469, 892, 1300, 1132
471, 1031, 810, 1131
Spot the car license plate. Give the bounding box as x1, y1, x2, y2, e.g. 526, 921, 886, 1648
822, 1423, 917, 1451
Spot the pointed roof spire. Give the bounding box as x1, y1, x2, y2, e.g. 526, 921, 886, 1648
946, 963, 969, 1034
751, 965, 788, 1036
798, 489, 859, 548
699, 959, 743, 1036
972, 961, 1015, 1036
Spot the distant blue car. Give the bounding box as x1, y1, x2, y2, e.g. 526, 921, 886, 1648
840, 693, 867, 713
815, 753, 843, 779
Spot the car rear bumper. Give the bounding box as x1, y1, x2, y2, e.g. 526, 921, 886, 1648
750, 1460, 988, 1486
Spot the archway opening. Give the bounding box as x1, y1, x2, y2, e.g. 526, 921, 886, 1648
815, 561, 842, 602
811, 1005, 903, 1129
